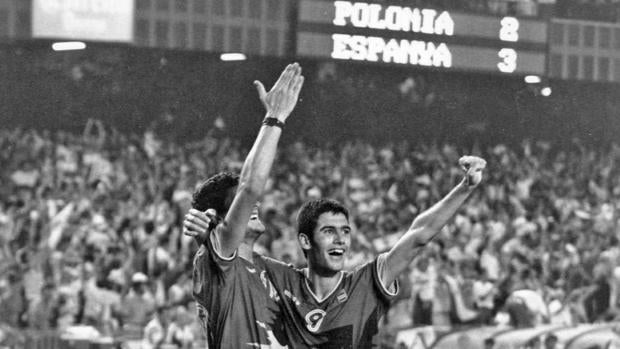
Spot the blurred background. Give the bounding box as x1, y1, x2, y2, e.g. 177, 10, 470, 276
3, 0, 620, 348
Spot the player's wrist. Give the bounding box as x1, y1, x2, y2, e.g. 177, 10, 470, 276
263, 114, 286, 129
264, 112, 288, 124
458, 178, 477, 191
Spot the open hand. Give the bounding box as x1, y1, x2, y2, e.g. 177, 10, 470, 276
458, 155, 487, 187
254, 63, 305, 123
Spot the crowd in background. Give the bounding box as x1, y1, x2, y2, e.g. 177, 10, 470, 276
3, 115, 620, 346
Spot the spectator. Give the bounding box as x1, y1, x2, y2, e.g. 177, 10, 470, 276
410, 254, 437, 326
119, 272, 157, 338
544, 333, 558, 349
28, 282, 56, 330
164, 305, 195, 349
142, 305, 172, 349
504, 288, 549, 328
0, 269, 26, 328
471, 264, 498, 324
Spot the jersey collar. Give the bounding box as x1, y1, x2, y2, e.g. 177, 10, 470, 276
303, 269, 345, 304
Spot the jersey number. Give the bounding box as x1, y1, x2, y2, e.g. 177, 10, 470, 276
305, 309, 326, 333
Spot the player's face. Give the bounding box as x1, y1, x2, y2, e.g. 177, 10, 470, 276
226, 186, 265, 239
307, 212, 351, 274
245, 203, 265, 240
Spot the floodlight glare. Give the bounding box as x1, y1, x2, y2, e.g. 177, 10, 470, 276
524, 75, 541, 84
220, 53, 247, 61
52, 42, 87, 51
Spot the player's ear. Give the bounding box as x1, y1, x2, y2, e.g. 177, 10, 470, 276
298, 233, 312, 251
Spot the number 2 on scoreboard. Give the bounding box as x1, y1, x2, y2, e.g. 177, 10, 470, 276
499, 17, 519, 42
498, 48, 517, 73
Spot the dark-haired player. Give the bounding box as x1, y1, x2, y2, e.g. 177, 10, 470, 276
260, 156, 485, 347
185, 63, 304, 348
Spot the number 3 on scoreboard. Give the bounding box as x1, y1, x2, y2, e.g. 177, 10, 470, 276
498, 48, 517, 73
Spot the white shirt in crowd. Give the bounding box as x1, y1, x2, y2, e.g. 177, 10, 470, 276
510, 289, 549, 324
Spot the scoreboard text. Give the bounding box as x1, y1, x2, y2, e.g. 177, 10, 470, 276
297, 0, 548, 75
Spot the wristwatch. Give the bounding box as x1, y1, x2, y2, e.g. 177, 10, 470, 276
262, 117, 285, 129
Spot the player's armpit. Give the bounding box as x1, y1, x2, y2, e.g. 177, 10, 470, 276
374, 253, 399, 300
210, 223, 238, 263
192, 224, 238, 279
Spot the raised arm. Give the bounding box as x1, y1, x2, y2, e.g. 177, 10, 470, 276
216, 63, 304, 258
382, 156, 486, 286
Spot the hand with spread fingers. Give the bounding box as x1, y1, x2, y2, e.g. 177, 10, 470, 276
254, 62, 305, 123
458, 155, 487, 188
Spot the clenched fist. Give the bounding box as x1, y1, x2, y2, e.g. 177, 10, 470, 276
183, 209, 217, 245
458, 156, 486, 188
183, 205, 265, 245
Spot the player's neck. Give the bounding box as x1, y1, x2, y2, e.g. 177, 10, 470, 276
238, 241, 255, 261
304, 267, 343, 300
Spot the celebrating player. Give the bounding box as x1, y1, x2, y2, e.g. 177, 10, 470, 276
186, 63, 304, 348
259, 155, 486, 347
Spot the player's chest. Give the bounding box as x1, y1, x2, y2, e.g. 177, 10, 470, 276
285, 284, 359, 333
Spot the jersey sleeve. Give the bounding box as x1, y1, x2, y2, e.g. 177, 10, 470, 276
371, 253, 400, 302
197, 224, 238, 272
192, 224, 239, 306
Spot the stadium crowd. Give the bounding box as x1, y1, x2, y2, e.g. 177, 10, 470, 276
2, 115, 620, 346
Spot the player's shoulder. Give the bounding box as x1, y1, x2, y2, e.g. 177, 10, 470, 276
346, 253, 399, 301
344, 254, 389, 285
254, 254, 305, 281
255, 253, 300, 270
340, 256, 380, 287
349, 254, 383, 274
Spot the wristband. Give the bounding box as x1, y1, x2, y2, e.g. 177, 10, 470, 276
262, 117, 285, 129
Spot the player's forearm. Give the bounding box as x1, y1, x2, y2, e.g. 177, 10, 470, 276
219, 124, 281, 255
219, 63, 303, 257
238, 124, 282, 198
384, 180, 475, 286
407, 179, 473, 245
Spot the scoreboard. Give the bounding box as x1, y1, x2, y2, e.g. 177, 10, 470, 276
296, 0, 548, 75
32, 0, 135, 43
